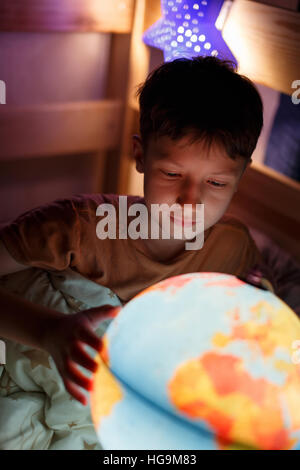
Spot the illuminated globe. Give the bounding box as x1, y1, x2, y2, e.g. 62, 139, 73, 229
90, 272, 300, 450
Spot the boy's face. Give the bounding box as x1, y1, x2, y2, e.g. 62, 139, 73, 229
133, 134, 250, 234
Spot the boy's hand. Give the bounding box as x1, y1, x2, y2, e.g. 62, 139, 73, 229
42, 304, 121, 406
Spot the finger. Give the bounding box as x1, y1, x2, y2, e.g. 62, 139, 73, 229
109, 306, 122, 318
64, 379, 88, 406
65, 359, 92, 391
85, 305, 121, 325
78, 325, 102, 351
70, 342, 99, 373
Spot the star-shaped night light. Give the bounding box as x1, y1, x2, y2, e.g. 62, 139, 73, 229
143, 0, 237, 64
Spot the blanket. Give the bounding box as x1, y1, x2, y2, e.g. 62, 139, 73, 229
0, 267, 122, 450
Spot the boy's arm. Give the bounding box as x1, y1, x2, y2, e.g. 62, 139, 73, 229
0, 197, 81, 272
0, 282, 63, 350
0, 197, 119, 404
219, 215, 276, 292
241, 227, 276, 293
0, 198, 81, 349
0, 279, 120, 408
0, 239, 30, 275
0, 282, 119, 405
0, 239, 45, 353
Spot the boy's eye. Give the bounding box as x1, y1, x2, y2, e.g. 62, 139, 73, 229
162, 171, 181, 178
207, 180, 227, 188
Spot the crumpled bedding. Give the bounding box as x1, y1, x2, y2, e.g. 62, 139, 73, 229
249, 227, 300, 317
0, 267, 122, 450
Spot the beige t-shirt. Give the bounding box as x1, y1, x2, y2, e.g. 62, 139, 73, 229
0, 193, 268, 303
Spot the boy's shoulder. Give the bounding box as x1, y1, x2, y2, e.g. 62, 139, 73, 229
214, 213, 251, 236
57, 193, 144, 220
209, 213, 255, 249
70, 193, 143, 208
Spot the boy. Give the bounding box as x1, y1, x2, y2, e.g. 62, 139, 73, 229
0, 56, 272, 406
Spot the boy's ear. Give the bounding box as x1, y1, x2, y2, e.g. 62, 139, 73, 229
132, 134, 145, 174
241, 157, 252, 175
234, 158, 252, 192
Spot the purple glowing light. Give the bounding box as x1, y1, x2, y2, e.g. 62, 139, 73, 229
143, 0, 237, 65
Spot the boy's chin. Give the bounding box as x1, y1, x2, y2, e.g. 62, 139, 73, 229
160, 226, 204, 242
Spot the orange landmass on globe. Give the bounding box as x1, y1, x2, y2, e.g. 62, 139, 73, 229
90, 352, 123, 429
169, 352, 300, 449
215, 301, 300, 358
169, 300, 300, 450
99, 334, 110, 366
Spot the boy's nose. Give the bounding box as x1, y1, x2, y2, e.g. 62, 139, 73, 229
177, 181, 201, 207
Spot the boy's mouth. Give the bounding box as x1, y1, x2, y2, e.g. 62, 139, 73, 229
170, 215, 196, 227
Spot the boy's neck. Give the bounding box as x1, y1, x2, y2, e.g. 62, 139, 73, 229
139, 237, 187, 262
138, 227, 212, 262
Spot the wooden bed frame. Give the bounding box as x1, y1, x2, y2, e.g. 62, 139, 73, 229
227, 161, 300, 262
0, 0, 299, 261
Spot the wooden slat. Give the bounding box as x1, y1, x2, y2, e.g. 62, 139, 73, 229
99, 33, 132, 194
0, 100, 123, 160
227, 161, 300, 261
223, 0, 300, 95
118, 0, 163, 194
251, 0, 299, 11
0, 0, 134, 33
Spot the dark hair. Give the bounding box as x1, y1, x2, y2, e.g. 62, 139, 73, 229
135, 56, 263, 161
